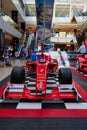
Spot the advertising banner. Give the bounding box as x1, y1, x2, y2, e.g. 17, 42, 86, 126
36, 0, 54, 43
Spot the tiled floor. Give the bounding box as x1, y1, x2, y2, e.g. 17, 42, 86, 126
0, 67, 12, 82
0, 58, 26, 82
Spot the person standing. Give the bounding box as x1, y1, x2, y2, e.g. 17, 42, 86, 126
85, 38, 87, 53
78, 41, 86, 54
4, 41, 11, 66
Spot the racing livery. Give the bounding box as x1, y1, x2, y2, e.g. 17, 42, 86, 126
2, 53, 78, 101
76, 54, 87, 73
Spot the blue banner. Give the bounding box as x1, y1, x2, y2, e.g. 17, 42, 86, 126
36, 0, 54, 43
42, 43, 54, 51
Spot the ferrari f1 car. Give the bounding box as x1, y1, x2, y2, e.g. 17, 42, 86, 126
2, 53, 79, 101
76, 53, 87, 73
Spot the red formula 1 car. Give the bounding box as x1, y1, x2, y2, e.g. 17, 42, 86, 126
76, 54, 87, 73
2, 53, 78, 101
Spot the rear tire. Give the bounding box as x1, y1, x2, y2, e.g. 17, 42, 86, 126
59, 68, 72, 84
10, 67, 25, 84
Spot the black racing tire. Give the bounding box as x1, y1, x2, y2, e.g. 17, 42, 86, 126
59, 68, 72, 84
10, 67, 25, 84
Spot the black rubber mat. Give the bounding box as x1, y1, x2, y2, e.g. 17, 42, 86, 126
0, 102, 18, 108
0, 75, 10, 87
72, 71, 87, 91
0, 118, 87, 130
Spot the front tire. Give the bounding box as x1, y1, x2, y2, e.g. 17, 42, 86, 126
59, 68, 72, 84
10, 67, 25, 84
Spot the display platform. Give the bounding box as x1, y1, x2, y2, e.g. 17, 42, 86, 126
0, 53, 87, 130
0, 68, 87, 117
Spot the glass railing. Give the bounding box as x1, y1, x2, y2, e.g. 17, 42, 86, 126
18, 0, 25, 11
25, 4, 36, 16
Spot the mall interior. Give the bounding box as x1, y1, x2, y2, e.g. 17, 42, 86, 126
0, 0, 87, 57
0, 0, 87, 130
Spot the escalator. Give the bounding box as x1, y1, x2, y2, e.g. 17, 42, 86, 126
15, 44, 23, 58
15, 33, 35, 58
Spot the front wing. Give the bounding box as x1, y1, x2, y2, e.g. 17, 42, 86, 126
2, 82, 78, 101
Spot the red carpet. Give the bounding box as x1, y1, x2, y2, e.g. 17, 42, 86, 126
0, 109, 87, 117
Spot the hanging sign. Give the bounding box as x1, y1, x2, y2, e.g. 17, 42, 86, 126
36, 0, 54, 43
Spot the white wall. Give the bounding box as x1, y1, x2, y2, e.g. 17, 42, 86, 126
0, 17, 22, 39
